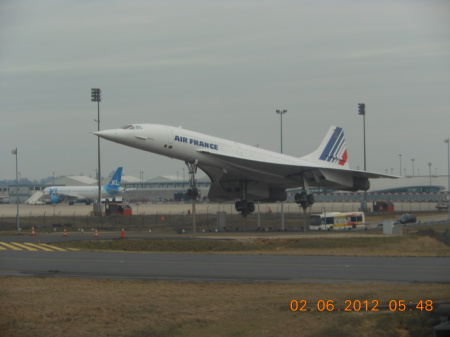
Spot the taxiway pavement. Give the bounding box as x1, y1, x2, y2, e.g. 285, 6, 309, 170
1, 245, 449, 284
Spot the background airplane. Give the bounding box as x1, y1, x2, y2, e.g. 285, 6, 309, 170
95, 125, 395, 215
44, 167, 124, 205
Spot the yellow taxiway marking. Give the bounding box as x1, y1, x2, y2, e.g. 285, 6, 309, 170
0, 242, 71, 252
0, 242, 23, 250
24, 243, 58, 252
9, 242, 39, 251
36, 243, 70, 251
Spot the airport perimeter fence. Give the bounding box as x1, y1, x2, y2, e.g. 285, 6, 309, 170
0, 211, 313, 233
0, 200, 444, 233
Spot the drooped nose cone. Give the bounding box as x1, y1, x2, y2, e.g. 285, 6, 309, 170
94, 129, 116, 140
94, 129, 132, 144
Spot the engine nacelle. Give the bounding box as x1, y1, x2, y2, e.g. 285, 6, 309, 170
267, 188, 287, 202
345, 177, 370, 192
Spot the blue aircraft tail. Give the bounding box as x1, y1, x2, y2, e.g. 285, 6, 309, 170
103, 167, 123, 194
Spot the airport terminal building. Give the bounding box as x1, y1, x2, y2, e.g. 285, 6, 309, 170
120, 175, 449, 204
3, 174, 448, 206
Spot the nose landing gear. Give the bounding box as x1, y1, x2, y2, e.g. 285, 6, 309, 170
185, 160, 200, 201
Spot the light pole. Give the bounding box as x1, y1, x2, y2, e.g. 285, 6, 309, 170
358, 103, 366, 171
358, 103, 367, 212
12, 148, 20, 231
276, 110, 287, 152
399, 154, 402, 176
411, 158, 415, 177
428, 162, 432, 187
276, 109, 287, 231
91, 88, 102, 216
445, 138, 450, 221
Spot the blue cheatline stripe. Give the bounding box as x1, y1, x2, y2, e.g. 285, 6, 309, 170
319, 127, 344, 163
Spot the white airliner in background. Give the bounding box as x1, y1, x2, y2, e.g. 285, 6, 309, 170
95, 125, 395, 215
44, 167, 124, 205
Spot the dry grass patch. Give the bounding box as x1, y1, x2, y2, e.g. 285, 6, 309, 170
1, 277, 448, 337
54, 233, 450, 256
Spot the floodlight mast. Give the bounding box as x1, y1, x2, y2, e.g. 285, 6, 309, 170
358, 103, 367, 213
12, 148, 19, 231
276, 109, 287, 231
445, 138, 450, 221
91, 88, 102, 216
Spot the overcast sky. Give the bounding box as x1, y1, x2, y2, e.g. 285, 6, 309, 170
1, 0, 449, 184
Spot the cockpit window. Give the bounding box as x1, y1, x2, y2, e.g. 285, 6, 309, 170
121, 125, 143, 130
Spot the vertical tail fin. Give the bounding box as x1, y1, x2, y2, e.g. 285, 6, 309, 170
301, 126, 350, 169
104, 167, 123, 194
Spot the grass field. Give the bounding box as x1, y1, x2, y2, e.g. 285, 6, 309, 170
54, 227, 450, 257
1, 223, 449, 337
1, 278, 448, 337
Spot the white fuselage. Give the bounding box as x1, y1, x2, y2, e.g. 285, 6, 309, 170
44, 185, 123, 200
95, 124, 394, 202
101, 124, 310, 185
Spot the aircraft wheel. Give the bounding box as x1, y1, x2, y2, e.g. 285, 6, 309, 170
235, 199, 255, 215
187, 188, 199, 200
235, 200, 245, 213
294, 192, 307, 205
247, 201, 255, 213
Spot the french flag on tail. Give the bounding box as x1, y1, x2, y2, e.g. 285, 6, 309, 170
300, 126, 350, 169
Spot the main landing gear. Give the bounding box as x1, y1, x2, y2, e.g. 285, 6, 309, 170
235, 199, 255, 217
234, 181, 255, 217
294, 188, 315, 233
294, 190, 315, 210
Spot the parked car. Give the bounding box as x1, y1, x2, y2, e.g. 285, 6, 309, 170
436, 202, 449, 210
396, 213, 417, 224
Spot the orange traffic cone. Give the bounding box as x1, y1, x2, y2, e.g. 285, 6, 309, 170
63, 228, 68, 237
31, 226, 36, 236
120, 228, 125, 239
94, 229, 99, 238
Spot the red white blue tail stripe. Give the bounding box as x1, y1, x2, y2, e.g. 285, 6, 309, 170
319, 127, 348, 166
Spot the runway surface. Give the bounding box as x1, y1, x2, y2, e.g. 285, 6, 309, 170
1, 248, 449, 284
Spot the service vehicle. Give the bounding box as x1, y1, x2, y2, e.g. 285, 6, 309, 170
309, 211, 365, 231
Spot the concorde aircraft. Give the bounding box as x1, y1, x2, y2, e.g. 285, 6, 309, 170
95, 125, 395, 215
44, 167, 124, 204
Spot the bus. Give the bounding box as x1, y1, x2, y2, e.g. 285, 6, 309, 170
309, 212, 366, 231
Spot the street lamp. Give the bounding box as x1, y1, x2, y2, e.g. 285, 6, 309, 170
276, 110, 287, 153
399, 154, 402, 176
91, 87, 102, 216
276, 109, 287, 231
358, 103, 367, 212
358, 103, 366, 171
445, 138, 450, 221
411, 158, 415, 177
428, 162, 432, 187
11, 148, 20, 231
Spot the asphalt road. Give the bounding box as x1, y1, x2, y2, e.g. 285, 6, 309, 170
1, 248, 449, 284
